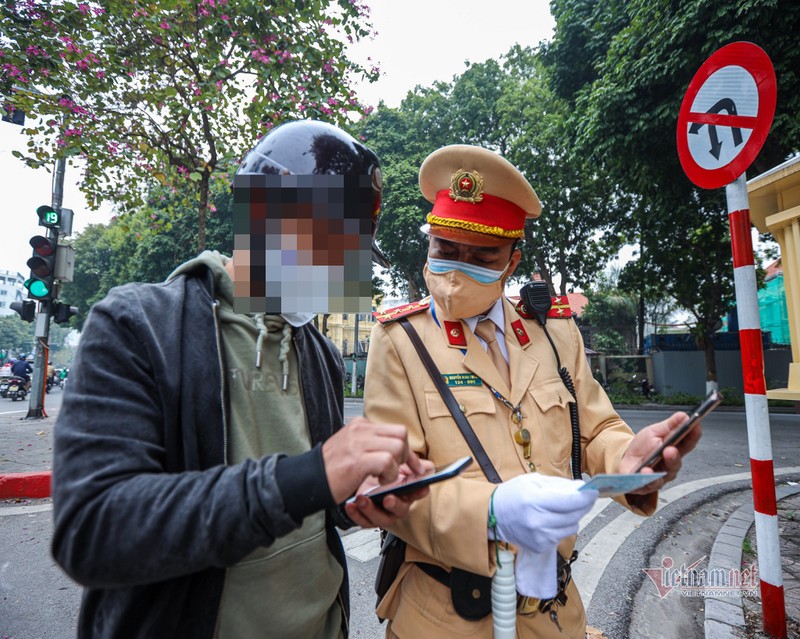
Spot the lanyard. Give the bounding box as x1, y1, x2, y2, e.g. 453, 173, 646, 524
430, 305, 522, 423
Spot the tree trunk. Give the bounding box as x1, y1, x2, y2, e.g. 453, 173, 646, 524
197, 172, 209, 252
638, 293, 645, 355
699, 333, 719, 393
533, 253, 555, 296
406, 272, 423, 302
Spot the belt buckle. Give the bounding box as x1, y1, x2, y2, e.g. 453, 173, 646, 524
517, 595, 540, 616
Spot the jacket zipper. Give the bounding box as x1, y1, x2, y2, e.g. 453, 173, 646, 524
212, 299, 229, 639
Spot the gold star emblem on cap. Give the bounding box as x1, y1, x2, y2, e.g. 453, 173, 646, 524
450, 169, 484, 203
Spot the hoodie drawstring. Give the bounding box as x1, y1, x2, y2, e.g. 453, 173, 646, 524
255, 314, 292, 392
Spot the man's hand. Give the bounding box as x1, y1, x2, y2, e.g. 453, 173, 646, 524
618, 412, 703, 495
344, 459, 436, 528
322, 416, 426, 504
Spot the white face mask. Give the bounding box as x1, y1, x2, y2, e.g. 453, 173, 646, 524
280, 313, 315, 327
423, 260, 511, 319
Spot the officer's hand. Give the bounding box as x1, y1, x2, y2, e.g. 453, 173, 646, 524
322, 417, 424, 505
344, 460, 436, 528
491, 474, 597, 553
619, 412, 702, 494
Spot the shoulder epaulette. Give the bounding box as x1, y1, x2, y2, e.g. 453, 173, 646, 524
514, 295, 573, 320
548, 296, 573, 318
373, 298, 431, 324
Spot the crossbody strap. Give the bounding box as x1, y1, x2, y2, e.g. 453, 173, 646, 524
398, 318, 502, 485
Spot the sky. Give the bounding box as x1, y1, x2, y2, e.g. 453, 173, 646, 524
0, 0, 556, 280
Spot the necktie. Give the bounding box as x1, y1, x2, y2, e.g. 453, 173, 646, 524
474, 319, 511, 390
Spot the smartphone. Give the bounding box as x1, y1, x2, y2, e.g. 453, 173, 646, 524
633, 389, 722, 473
347, 456, 473, 506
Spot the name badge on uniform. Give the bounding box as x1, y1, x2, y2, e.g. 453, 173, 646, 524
441, 373, 483, 387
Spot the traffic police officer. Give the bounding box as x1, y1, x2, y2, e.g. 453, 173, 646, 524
363, 145, 701, 638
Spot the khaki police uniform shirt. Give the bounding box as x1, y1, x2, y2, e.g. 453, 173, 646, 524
364, 296, 656, 639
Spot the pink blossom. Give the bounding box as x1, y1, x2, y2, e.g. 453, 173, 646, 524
209, 204, 217, 213
95, 70, 105, 79
159, 22, 170, 30
221, 14, 229, 20
78, 3, 90, 14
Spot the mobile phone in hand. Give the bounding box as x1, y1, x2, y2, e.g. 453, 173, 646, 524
633, 389, 722, 473
346, 456, 472, 507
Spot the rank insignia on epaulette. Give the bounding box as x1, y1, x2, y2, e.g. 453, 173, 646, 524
547, 296, 572, 319
373, 297, 431, 324
514, 297, 572, 320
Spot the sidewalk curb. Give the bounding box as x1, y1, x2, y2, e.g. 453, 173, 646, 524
704, 483, 800, 638
0, 471, 52, 498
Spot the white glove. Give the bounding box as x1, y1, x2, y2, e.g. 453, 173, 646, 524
491, 473, 598, 553
515, 546, 558, 599
489, 474, 598, 599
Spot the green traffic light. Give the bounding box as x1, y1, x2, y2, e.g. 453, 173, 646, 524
25, 278, 52, 299
36, 205, 61, 229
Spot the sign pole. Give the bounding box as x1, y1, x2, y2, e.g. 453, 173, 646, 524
725, 173, 786, 639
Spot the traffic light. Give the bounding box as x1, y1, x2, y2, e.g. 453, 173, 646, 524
36, 204, 61, 230
10, 300, 36, 322
52, 302, 78, 324
25, 235, 58, 300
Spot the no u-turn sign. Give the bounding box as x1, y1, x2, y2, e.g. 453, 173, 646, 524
676, 42, 776, 189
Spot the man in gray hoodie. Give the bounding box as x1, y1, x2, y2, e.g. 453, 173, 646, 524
52, 121, 428, 639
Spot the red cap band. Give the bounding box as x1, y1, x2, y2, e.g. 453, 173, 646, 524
428, 190, 526, 238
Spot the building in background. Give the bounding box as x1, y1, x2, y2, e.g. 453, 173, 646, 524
760, 258, 790, 346
0, 270, 25, 317
324, 311, 376, 357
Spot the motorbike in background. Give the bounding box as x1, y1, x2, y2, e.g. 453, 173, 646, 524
6, 376, 28, 401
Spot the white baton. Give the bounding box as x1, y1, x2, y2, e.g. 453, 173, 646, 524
491, 547, 516, 639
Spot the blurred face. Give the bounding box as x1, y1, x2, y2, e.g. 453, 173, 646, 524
231, 173, 375, 314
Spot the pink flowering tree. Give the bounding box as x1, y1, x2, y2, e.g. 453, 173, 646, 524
1, 0, 378, 249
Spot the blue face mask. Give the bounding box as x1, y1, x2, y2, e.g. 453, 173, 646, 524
427, 257, 508, 284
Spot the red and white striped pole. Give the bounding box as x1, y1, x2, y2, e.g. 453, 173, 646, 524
726, 173, 786, 639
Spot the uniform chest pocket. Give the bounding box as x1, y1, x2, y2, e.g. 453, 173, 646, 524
423, 388, 500, 464
529, 379, 573, 413
425, 387, 496, 419
528, 378, 574, 471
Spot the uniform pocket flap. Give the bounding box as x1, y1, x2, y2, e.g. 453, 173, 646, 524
425, 388, 496, 419
529, 379, 573, 413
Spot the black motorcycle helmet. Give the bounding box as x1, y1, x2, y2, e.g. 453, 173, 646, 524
236, 119, 389, 267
